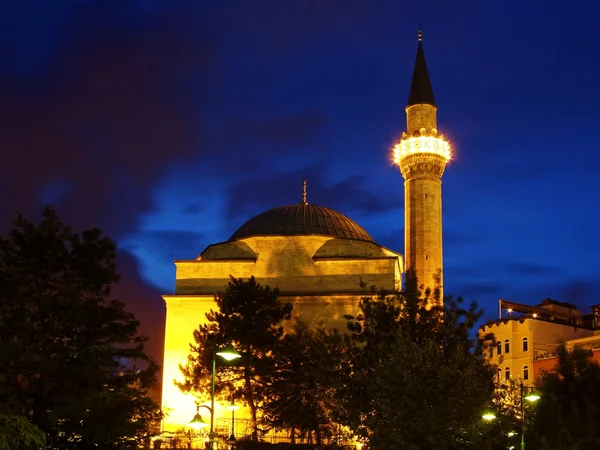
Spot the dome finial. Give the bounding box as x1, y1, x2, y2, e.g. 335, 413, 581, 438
302, 178, 308, 205
418, 27, 422, 42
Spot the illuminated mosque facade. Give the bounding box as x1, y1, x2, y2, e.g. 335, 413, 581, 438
161, 32, 451, 431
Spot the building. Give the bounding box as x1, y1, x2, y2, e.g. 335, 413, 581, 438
161, 32, 450, 433
481, 299, 600, 385
393, 29, 450, 302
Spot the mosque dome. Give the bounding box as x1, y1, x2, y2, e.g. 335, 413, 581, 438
229, 203, 374, 243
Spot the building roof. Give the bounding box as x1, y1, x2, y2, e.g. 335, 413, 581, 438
229, 203, 375, 242
407, 30, 436, 107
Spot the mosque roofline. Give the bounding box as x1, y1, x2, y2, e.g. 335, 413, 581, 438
480, 315, 595, 331
164, 291, 403, 300
183, 233, 400, 262
313, 256, 399, 262
174, 258, 257, 263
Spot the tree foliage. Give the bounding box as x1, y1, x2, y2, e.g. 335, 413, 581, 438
531, 346, 600, 449
178, 276, 293, 439
0, 207, 161, 449
262, 320, 345, 444
340, 271, 496, 450
0, 413, 45, 450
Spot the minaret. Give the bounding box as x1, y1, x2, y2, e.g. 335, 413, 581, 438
393, 30, 450, 304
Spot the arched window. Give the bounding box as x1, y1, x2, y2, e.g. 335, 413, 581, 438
505, 367, 511, 379
523, 365, 529, 381
523, 337, 528, 352
497, 342, 502, 355
490, 347, 494, 358
504, 339, 510, 354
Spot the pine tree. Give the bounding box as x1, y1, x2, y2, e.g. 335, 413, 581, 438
178, 276, 292, 440
0, 207, 161, 449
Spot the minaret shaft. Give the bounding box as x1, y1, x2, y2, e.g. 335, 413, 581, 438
404, 173, 443, 300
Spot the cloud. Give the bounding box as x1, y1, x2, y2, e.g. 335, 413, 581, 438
503, 262, 562, 277
130, 230, 206, 263
0, 1, 215, 238
181, 203, 204, 215
225, 165, 399, 225
0, 2, 216, 369
112, 250, 166, 364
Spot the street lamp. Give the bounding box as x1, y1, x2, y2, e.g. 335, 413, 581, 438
187, 343, 241, 449
189, 402, 211, 430
482, 412, 497, 421
227, 398, 239, 446
209, 344, 241, 450
520, 382, 540, 450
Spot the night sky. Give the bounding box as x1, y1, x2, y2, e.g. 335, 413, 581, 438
2, 1, 600, 360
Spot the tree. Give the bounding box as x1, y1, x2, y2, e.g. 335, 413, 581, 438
0, 414, 45, 450
178, 276, 293, 440
261, 320, 345, 444
531, 346, 600, 449
0, 207, 161, 449
340, 271, 496, 450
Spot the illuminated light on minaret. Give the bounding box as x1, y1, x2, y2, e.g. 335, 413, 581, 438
393, 30, 450, 304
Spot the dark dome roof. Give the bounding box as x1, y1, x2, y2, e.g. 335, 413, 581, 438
229, 204, 374, 242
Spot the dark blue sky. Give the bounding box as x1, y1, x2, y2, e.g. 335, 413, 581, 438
2, 1, 599, 355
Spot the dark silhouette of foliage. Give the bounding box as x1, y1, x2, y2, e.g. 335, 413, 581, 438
0, 207, 161, 449
262, 320, 346, 444
340, 270, 496, 450
0, 413, 45, 450
178, 276, 293, 440
531, 346, 600, 449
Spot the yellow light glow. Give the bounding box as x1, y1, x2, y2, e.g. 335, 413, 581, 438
188, 414, 209, 430
532, 313, 538, 318
482, 412, 497, 421
507, 308, 513, 313
392, 136, 451, 164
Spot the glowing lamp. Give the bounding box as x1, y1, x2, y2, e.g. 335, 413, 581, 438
482, 412, 497, 421
216, 344, 242, 361
188, 405, 209, 430
525, 393, 540, 402
228, 399, 240, 411
392, 136, 451, 164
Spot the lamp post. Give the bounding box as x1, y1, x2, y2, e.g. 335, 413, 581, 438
210, 344, 241, 450
188, 343, 241, 450
227, 398, 239, 446
519, 382, 540, 450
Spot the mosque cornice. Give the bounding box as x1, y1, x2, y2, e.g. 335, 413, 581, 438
174, 258, 257, 264
312, 256, 399, 262
163, 292, 388, 303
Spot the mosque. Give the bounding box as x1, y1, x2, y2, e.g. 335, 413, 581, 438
160, 32, 452, 432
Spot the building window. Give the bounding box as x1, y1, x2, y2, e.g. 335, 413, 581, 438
505, 367, 510, 379
497, 342, 502, 355
489, 347, 494, 358
504, 339, 510, 354
523, 365, 529, 380
523, 337, 528, 352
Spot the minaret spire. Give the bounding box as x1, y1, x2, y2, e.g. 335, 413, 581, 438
407, 29, 436, 107
302, 178, 307, 205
